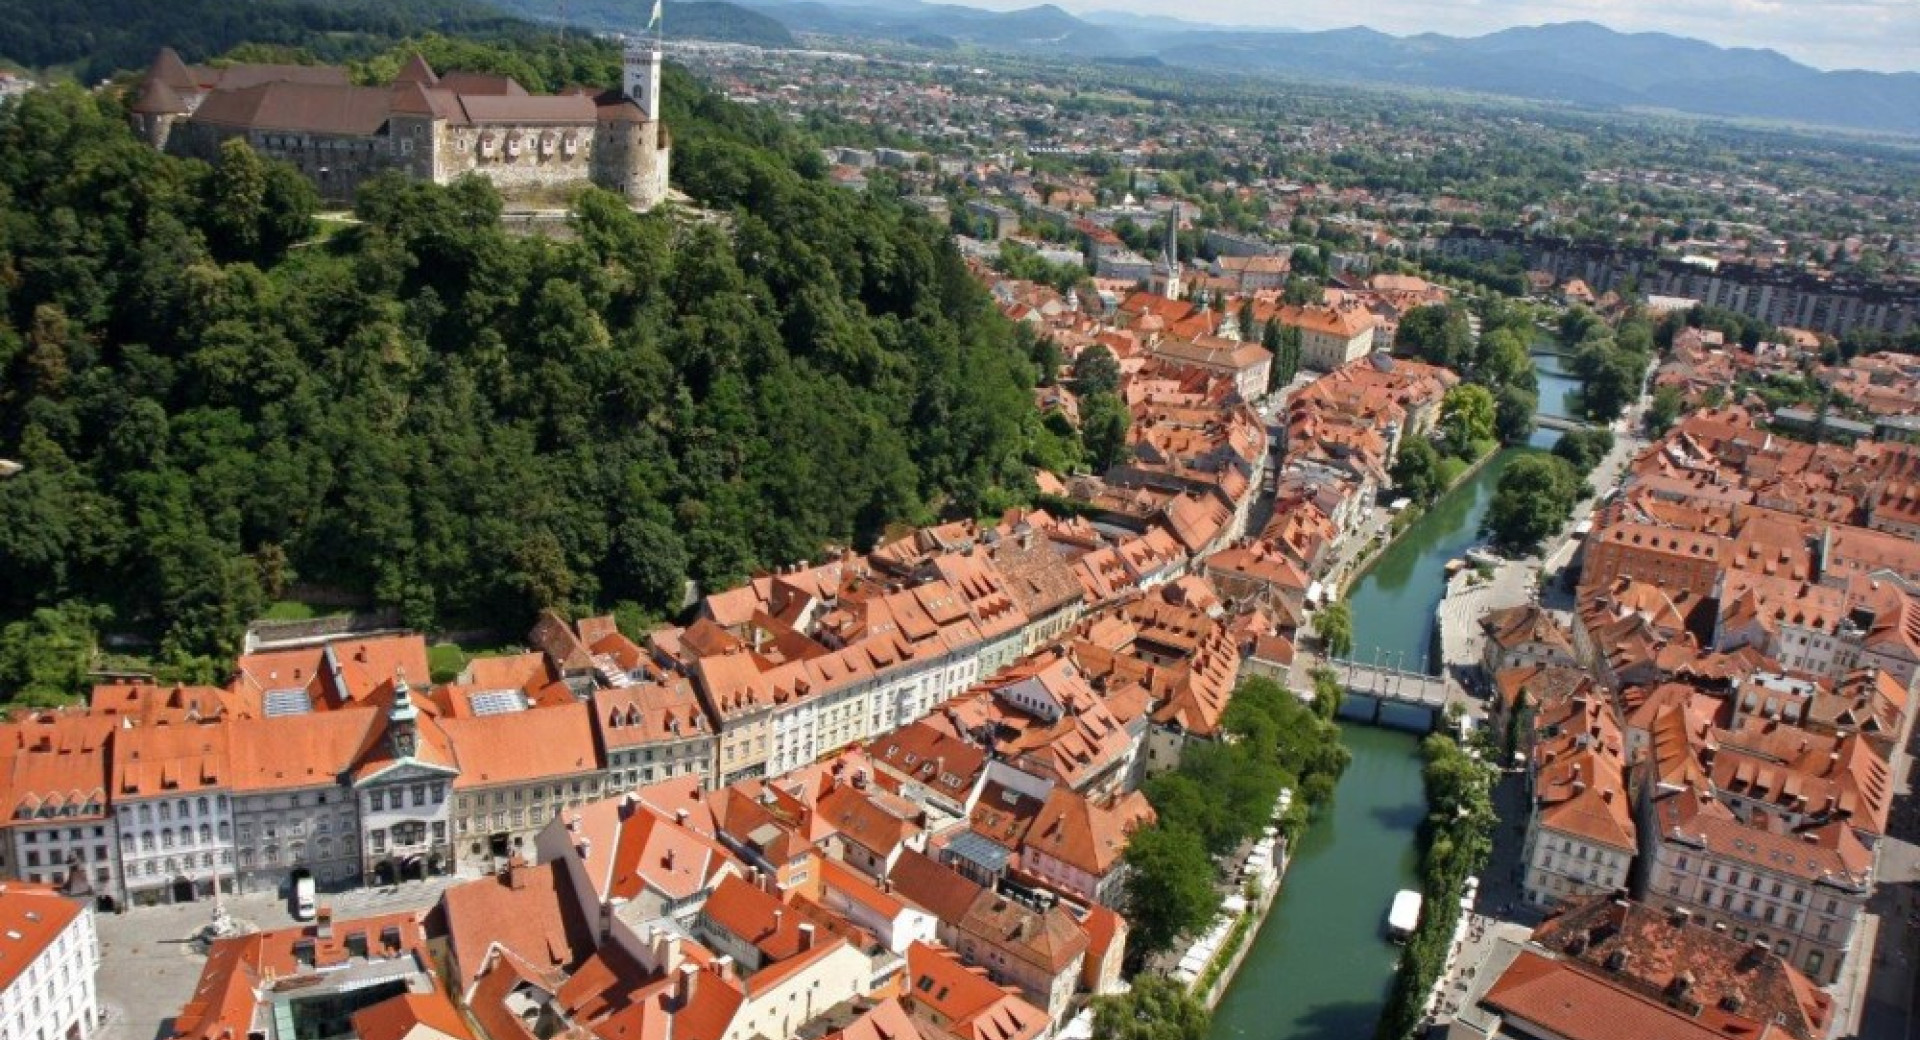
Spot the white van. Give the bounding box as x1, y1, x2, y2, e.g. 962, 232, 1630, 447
293, 876, 317, 921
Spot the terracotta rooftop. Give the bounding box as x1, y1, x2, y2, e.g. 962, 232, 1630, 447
1531, 896, 1831, 1040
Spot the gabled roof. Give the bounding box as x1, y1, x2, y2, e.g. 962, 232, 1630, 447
817, 785, 921, 858
350, 991, 475, 1040
439, 860, 596, 987
887, 850, 984, 926
904, 943, 1048, 1040
1023, 787, 1153, 877
1483, 950, 1740, 1040
0, 885, 79, 995
822, 997, 932, 1040
439, 702, 598, 790
394, 53, 439, 86
190, 82, 397, 136
1531, 896, 1832, 1040
227, 709, 375, 792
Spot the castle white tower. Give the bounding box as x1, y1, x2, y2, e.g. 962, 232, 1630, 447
623, 41, 662, 121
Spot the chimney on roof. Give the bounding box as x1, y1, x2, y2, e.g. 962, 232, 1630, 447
798, 923, 815, 951
676, 807, 690, 825
1670, 906, 1692, 927
316, 907, 334, 940
576, 836, 593, 861
675, 962, 698, 1009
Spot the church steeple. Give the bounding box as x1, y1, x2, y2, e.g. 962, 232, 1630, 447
1161, 206, 1183, 301
388, 668, 419, 760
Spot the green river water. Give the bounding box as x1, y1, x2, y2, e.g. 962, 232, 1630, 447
1206, 376, 1572, 1038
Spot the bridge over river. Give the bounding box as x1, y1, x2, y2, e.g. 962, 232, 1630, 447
1313, 653, 1453, 731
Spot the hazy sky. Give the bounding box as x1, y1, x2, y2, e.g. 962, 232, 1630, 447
992, 0, 1920, 72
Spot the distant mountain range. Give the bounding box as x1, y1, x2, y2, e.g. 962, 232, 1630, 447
485, 0, 797, 46
701, 0, 1920, 136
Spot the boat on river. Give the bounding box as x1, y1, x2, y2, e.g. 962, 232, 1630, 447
1386, 889, 1422, 941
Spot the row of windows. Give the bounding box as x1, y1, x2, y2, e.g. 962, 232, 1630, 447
117, 797, 227, 824
238, 841, 333, 867
22, 846, 107, 869
121, 824, 228, 852
130, 852, 229, 876
19, 828, 105, 845
367, 784, 446, 812
454, 780, 592, 813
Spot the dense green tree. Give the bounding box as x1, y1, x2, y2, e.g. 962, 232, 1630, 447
1438, 384, 1497, 458
1484, 454, 1584, 551
1476, 328, 1537, 393
1551, 427, 1615, 475
1397, 304, 1474, 370
1309, 665, 1345, 722
609, 513, 691, 613
1646, 384, 1685, 434
1123, 824, 1218, 958
1081, 391, 1132, 471
0, 602, 104, 706
1091, 976, 1212, 1040
1390, 435, 1442, 504
0, 51, 1047, 669
1494, 384, 1538, 444
1574, 340, 1649, 422
1070, 344, 1121, 397
1316, 600, 1353, 658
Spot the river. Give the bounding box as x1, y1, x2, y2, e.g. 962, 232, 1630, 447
1534, 346, 1582, 423
1206, 362, 1577, 1038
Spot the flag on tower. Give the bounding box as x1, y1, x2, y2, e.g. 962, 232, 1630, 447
648, 0, 663, 29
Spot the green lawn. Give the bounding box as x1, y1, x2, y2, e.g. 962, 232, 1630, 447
427, 644, 469, 684
427, 642, 523, 683
262, 600, 318, 621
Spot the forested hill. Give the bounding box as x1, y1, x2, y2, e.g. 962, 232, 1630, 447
0, 38, 1047, 691
0, 0, 529, 83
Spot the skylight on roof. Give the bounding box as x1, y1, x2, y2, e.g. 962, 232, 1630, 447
469, 690, 530, 716
264, 689, 313, 718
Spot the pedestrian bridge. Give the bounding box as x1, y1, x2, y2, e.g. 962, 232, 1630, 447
1535, 414, 1597, 434
1323, 657, 1450, 732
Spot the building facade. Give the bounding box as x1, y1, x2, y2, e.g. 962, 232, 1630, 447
0, 885, 99, 1040
109, 724, 233, 908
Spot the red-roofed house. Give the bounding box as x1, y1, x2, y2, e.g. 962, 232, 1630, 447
1019, 788, 1153, 907
903, 942, 1048, 1040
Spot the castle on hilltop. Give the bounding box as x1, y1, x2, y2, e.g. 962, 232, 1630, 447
129, 44, 671, 209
